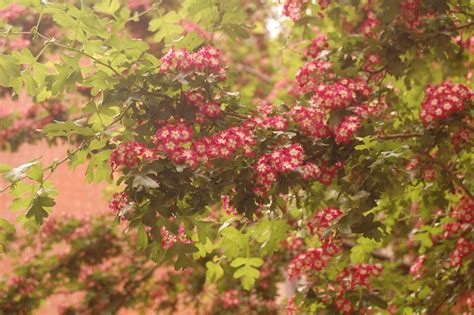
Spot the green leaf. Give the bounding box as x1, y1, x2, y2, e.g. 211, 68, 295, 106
69, 150, 88, 169
85, 150, 112, 183
43, 120, 96, 138
0, 218, 15, 252
249, 219, 290, 255
205, 260, 224, 284
222, 24, 250, 40
26, 164, 44, 183
231, 257, 263, 290
149, 12, 183, 43
219, 226, 248, 259
0, 163, 12, 173
132, 172, 160, 192
94, 0, 121, 15
350, 237, 381, 263
0, 55, 20, 87
26, 193, 55, 225
414, 232, 433, 249
4, 161, 38, 182
137, 225, 148, 250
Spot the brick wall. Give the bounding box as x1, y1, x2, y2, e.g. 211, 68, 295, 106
0, 142, 108, 221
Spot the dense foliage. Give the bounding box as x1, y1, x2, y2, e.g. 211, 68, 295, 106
0, 0, 473, 313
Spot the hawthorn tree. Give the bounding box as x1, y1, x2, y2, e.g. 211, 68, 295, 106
0, 0, 473, 314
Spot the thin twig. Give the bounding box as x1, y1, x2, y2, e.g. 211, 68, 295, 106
236, 63, 273, 84
0, 103, 133, 194
376, 132, 424, 140
424, 154, 473, 200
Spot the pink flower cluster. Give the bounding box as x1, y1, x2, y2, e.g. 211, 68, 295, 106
318, 0, 331, 9
0, 4, 25, 22
305, 34, 329, 58
282, 0, 330, 21
109, 192, 129, 216
406, 158, 420, 171
444, 196, 473, 267
400, 0, 421, 29
419, 81, 473, 125
184, 90, 223, 122
450, 237, 473, 267
336, 263, 383, 293
359, 10, 381, 37
409, 255, 425, 277
450, 196, 474, 224
310, 78, 372, 110
451, 128, 471, 152
160, 46, 226, 80
160, 224, 190, 249
291, 76, 376, 144
110, 141, 156, 171
296, 160, 343, 186
253, 144, 304, 193
222, 289, 240, 309
288, 105, 331, 138
0, 36, 30, 50
295, 60, 333, 93
307, 206, 344, 236
363, 52, 382, 72
335, 298, 353, 314
221, 195, 238, 216
244, 114, 289, 131
287, 241, 342, 279
112, 120, 257, 171
318, 160, 344, 185
300, 162, 321, 180
7, 277, 36, 295
283, 235, 305, 254
128, 0, 153, 10
193, 126, 256, 162
335, 115, 361, 144
0, 103, 64, 148
153, 121, 197, 166
180, 20, 211, 40
353, 99, 388, 118
282, 0, 307, 21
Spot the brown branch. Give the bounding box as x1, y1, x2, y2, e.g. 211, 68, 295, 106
424, 154, 473, 200
236, 63, 273, 84
342, 239, 410, 272
376, 132, 424, 140
454, 21, 474, 30
0, 102, 133, 194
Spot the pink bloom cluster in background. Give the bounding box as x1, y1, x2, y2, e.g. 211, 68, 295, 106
221, 289, 240, 309
160, 224, 190, 249
0, 103, 64, 148
282, 0, 330, 21
400, 0, 421, 29
0, 4, 26, 22
282, 0, 308, 22
127, 0, 153, 11
160, 46, 226, 80
359, 10, 381, 37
